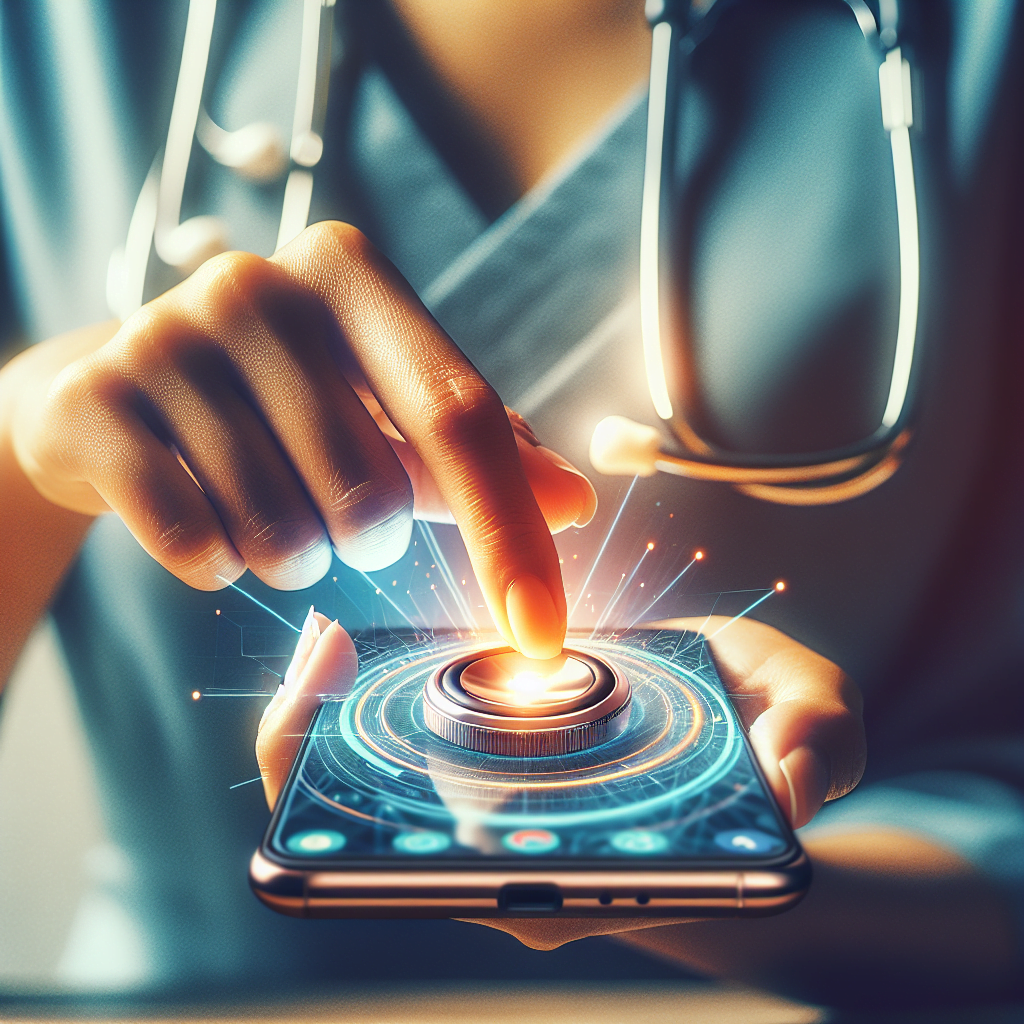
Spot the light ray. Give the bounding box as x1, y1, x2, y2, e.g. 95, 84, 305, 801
356, 569, 418, 628
628, 553, 701, 628
418, 522, 478, 628
569, 475, 638, 623
705, 586, 781, 641
216, 577, 300, 632
229, 776, 264, 790
593, 541, 653, 634
430, 585, 460, 631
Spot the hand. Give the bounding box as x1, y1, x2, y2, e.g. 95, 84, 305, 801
467, 615, 866, 949
257, 613, 866, 950
7, 224, 596, 658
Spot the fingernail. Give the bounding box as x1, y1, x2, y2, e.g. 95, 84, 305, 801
536, 447, 599, 527
333, 504, 413, 572
778, 746, 831, 829
505, 575, 564, 660
284, 605, 320, 688
274, 536, 333, 590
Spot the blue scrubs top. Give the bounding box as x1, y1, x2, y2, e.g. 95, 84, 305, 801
1, 0, 1023, 991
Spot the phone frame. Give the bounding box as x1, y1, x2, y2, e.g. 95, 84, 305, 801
250, 633, 811, 920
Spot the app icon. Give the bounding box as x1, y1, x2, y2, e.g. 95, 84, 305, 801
502, 828, 561, 854
285, 829, 346, 855
393, 830, 452, 854
610, 830, 670, 855
713, 828, 784, 855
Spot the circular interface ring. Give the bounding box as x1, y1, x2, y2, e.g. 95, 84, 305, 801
303, 636, 743, 832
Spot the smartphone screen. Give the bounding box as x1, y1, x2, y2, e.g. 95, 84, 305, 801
266, 629, 797, 867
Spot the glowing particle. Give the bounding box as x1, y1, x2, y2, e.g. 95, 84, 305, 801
392, 580, 397, 586
414, 561, 419, 566
573, 554, 578, 560
775, 581, 786, 592
426, 572, 430, 578
646, 542, 654, 551
640, 582, 645, 588
669, 513, 674, 518
695, 550, 704, 560
462, 579, 466, 585
333, 576, 337, 582
431, 584, 436, 590
191, 691, 201, 701
376, 588, 382, 595
559, 558, 564, 564
215, 609, 220, 615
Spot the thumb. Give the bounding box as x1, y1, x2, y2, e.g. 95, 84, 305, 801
256, 608, 358, 810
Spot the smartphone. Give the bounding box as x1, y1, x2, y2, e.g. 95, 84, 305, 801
250, 628, 809, 919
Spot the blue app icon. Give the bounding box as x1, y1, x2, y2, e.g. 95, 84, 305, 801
713, 828, 785, 855
502, 828, 561, 854
610, 830, 670, 855
285, 829, 346, 855
393, 830, 452, 854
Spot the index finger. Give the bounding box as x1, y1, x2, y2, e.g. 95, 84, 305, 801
272, 223, 566, 659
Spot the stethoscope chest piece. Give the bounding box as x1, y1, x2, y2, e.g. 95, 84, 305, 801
423, 648, 631, 757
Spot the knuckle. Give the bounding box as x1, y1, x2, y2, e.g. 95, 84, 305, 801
305, 220, 373, 264
152, 516, 233, 581
425, 372, 505, 440
190, 249, 271, 305
44, 353, 129, 437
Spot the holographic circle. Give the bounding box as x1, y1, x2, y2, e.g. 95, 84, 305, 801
300, 635, 742, 832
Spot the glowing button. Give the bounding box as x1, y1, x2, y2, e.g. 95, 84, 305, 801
285, 829, 346, 855
610, 830, 670, 855
393, 831, 452, 854
502, 829, 561, 855
461, 653, 594, 708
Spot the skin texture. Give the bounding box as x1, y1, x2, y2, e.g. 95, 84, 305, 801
388, 0, 651, 203
257, 616, 1018, 1009
1, 225, 598, 684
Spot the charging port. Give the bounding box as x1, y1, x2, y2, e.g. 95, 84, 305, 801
498, 884, 563, 913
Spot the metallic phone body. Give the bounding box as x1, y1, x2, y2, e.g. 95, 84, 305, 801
250, 630, 811, 919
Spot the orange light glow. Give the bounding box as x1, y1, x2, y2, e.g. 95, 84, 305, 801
215, 609, 221, 615
646, 542, 655, 550
775, 581, 786, 592
695, 550, 704, 560
191, 691, 201, 701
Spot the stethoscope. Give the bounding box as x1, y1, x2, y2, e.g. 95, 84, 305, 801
591, 0, 920, 505
106, 0, 336, 323
109, 0, 919, 508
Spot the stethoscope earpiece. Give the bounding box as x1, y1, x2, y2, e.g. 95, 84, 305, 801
589, 416, 661, 478
156, 215, 231, 275
196, 111, 289, 183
